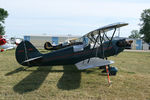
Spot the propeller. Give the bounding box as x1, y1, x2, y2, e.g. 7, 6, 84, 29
116, 39, 133, 48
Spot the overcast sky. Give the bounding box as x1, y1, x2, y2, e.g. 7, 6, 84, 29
0, 0, 150, 38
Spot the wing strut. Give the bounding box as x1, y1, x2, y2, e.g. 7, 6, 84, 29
107, 27, 117, 48
87, 32, 101, 45
87, 33, 100, 63
99, 31, 105, 59
102, 30, 110, 41
87, 35, 95, 44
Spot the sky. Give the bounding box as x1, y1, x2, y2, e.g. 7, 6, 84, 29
0, 0, 150, 38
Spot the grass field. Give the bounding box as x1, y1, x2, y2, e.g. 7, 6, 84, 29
0, 50, 150, 100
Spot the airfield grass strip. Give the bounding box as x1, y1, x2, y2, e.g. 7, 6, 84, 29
0, 50, 150, 100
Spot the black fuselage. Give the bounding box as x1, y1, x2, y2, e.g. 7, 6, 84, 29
16, 39, 126, 67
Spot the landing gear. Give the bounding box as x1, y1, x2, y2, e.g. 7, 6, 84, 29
109, 67, 118, 75
101, 65, 118, 76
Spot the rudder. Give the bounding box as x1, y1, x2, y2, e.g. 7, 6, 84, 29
15, 40, 42, 66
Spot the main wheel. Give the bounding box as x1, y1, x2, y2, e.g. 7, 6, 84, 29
109, 67, 118, 76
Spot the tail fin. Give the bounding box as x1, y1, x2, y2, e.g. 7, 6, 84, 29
15, 40, 42, 66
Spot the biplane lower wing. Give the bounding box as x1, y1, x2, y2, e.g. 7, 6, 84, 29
75, 57, 114, 70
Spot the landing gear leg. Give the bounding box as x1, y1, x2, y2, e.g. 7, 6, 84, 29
105, 65, 111, 85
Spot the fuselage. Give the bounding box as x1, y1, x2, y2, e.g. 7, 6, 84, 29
26, 39, 125, 66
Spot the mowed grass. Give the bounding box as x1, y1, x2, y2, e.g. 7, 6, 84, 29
0, 50, 150, 100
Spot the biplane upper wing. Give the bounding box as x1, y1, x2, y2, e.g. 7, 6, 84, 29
75, 57, 114, 70
83, 22, 128, 37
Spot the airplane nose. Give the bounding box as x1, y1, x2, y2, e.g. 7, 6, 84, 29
126, 40, 133, 47
116, 39, 133, 47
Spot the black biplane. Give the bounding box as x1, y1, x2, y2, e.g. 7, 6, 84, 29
15, 22, 131, 84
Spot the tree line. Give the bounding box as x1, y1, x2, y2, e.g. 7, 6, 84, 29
0, 8, 8, 35
129, 9, 150, 43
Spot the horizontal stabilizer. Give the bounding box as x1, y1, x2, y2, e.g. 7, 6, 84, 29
75, 57, 114, 70
23, 56, 42, 63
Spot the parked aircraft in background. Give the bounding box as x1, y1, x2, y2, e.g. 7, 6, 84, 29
0, 35, 22, 52
44, 38, 83, 50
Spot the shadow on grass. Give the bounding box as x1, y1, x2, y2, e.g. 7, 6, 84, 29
57, 65, 81, 90
5, 67, 25, 76
13, 66, 52, 94
12, 65, 95, 93
5, 67, 66, 74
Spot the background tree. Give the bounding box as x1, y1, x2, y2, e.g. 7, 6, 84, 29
129, 30, 141, 39
0, 8, 8, 35
139, 9, 150, 43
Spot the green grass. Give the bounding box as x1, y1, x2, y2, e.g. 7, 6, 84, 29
0, 50, 150, 100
